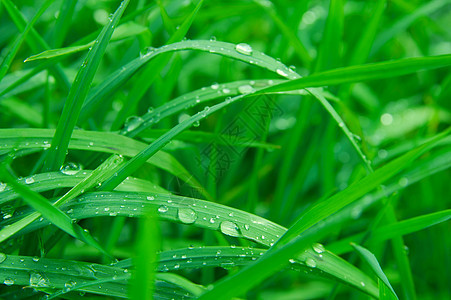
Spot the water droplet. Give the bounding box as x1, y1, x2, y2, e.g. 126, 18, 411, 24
60, 162, 82, 175
30, 272, 48, 287
109, 212, 118, 216
104, 207, 110, 212
147, 196, 155, 201
238, 84, 255, 94
211, 83, 219, 90
124, 116, 143, 132
244, 224, 250, 230
305, 258, 316, 268
276, 69, 288, 77
289, 65, 297, 72
222, 88, 230, 94
64, 280, 76, 291
158, 205, 168, 213
380, 113, 393, 126
209, 217, 216, 224
0, 182, 6, 192
360, 281, 365, 287
235, 43, 253, 55
25, 177, 35, 184
0, 253, 6, 263
66, 208, 74, 214
1, 205, 14, 220
3, 278, 14, 286
210, 36, 216, 41
398, 177, 409, 187
32, 257, 40, 262
174, 263, 180, 269
312, 243, 325, 254
193, 120, 200, 127
289, 258, 296, 264
178, 208, 197, 224
220, 221, 241, 237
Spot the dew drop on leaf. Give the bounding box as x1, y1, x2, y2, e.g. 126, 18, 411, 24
25, 177, 35, 184
3, 278, 14, 286
238, 84, 255, 94
276, 69, 288, 77
0, 182, 6, 192
235, 43, 253, 55
29, 272, 48, 287
158, 205, 168, 213
305, 257, 317, 268
220, 221, 241, 237
60, 162, 82, 175
312, 243, 325, 254
0, 253, 6, 263
177, 208, 197, 224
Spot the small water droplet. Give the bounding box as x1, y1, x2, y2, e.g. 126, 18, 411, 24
0, 182, 6, 192
305, 258, 317, 268
158, 205, 168, 213
222, 88, 230, 94
147, 196, 155, 201
25, 177, 35, 184
220, 221, 241, 237
210, 36, 216, 41
360, 281, 365, 287
3, 278, 14, 286
178, 208, 197, 224
174, 263, 180, 269
193, 120, 200, 127
312, 243, 325, 254
109, 212, 118, 216
244, 224, 250, 230
209, 217, 216, 224
398, 177, 409, 187
0, 253, 6, 263
235, 43, 253, 55
211, 83, 219, 90
32, 257, 40, 262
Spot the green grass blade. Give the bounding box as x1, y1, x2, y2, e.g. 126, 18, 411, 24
274, 128, 449, 247
0, 165, 110, 257
329, 210, 451, 255
52, 0, 77, 48
0, 0, 54, 81
110, 0, 204, 130
259, 54, 451, 94
351, 243, 399, 300
42, 0, 130, 172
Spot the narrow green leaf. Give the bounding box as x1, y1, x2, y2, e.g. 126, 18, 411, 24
351, 243, 399, 300
43, 0, 130, 172
259, 54, 451, 94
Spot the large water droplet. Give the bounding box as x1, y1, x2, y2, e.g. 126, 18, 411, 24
158, 205, 168, 213
238, 84, 255, 94
29, 272, 48, 287
0, 253, 6, 263
60, 162, 82, 175
305, 257, 317, 268
211, 83, 219, 90
312, 243, 325, 254
124, 116, 143, 132
3, 278, 14, 286
235, 43, 253, 55
276, 69, 288, 77
25, 177, 35, 184
178, 208, 197, 224
220, 221, 241, 237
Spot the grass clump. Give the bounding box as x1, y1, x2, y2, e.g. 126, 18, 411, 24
0, 0, 450, 299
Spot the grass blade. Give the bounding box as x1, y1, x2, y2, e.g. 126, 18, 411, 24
42, 0, 130, 172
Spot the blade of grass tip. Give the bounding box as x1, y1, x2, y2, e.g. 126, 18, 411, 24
0, 155, 124, 243
314, 0, 343, 72
1, 0, 70, 91
0, 0, 54, 81
351, 243, 399, 300
273, 127, 450, 248
258, 54, 451, 94
0, 163, 112, 258
42, 0, 130, 172
110, 0, 203, 130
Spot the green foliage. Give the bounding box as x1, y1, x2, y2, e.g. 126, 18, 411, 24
0, 0, 449, 299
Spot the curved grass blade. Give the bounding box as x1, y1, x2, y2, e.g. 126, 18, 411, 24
0, 0, 54, 81
0, 128, 202, 196
125, 79, 284, 137
329, 210, 451, 255
8, 191, 377, 296
259, 54, 451, 94
43, 0, 130, 172
0, 165, 111, 258
274, 128, 450, 248
0, 155, 125, 243
351, 243, 399, 300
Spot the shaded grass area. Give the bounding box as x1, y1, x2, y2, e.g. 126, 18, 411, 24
0, 0, 450, 299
